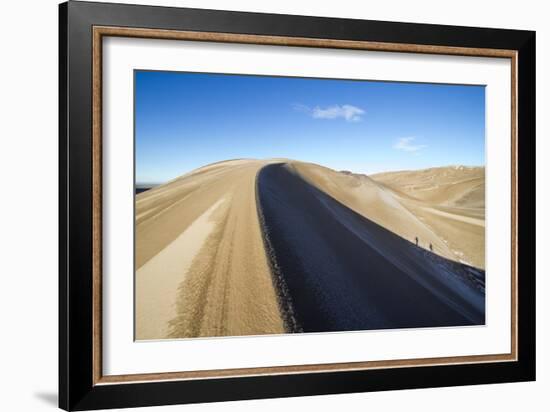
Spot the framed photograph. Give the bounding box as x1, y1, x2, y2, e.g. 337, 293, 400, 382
59, 1, 536, 410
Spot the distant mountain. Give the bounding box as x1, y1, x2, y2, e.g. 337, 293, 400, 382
370, 165, 485, 209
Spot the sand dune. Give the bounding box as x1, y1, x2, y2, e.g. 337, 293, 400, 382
257, 164, 484, 332
136, 159, 485, 339
292, 162, 458, 263
370, 166, 485, 268
135, 159, 284, 340
371, 166, 485, 207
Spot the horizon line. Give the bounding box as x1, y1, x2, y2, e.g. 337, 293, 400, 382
136, 160, 485, 186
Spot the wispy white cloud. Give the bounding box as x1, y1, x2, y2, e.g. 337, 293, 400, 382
393, 137, 427, 153
293, 103, 365, 122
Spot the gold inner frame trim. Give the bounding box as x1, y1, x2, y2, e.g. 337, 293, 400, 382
92, 25, 518, 386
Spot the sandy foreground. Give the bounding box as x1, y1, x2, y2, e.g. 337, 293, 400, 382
135, 160, 284, 340
136, 159, 485, 339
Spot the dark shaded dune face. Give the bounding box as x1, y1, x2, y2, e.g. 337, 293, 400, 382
257, 163, 485, 333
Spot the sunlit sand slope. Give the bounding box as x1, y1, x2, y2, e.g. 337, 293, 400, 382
371, 166, 485, 207
292, 162, 458, 262
135, 159, 284, 340
371, 166, 485, 269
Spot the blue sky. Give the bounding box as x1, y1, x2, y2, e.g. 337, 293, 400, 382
135, 71, 485, 184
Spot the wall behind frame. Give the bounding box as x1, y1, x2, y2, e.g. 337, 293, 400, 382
0, 0, 546, 411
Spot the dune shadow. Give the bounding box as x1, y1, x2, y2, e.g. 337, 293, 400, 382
256, 163, 485, 334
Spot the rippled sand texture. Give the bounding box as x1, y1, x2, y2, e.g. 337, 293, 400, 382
135, 160, 284, 340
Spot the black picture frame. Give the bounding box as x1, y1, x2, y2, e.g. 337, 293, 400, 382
59, 1, 536, 410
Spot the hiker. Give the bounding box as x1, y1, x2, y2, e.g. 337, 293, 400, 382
415, 236, 418, 246
429, 243, 433, 252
